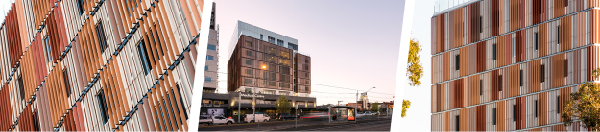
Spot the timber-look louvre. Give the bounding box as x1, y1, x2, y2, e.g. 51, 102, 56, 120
431, 0, 600, 131
0, 0, 204, 131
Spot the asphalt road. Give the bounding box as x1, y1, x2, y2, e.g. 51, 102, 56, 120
198, 116, 392, 131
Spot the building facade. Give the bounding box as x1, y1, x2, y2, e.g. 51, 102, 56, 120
205, 2, 219, 93
431, 0, 600, 131
228, 35, 297, 95
228, 21, 299, 59
0, 0, 204, 131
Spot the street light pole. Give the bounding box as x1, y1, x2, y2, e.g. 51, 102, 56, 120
238, 92, 241, 123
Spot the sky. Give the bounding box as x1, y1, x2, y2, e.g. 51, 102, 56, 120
0, 0, 14, 24
213, 0, 403, 106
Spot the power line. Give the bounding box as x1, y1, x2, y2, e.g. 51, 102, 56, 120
314, 84, 395, 96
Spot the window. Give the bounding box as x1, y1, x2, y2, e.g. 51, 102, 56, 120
206, 55, 214, 60
455, 55, 460, 70
288, 43, 298, 50
557, 26, 561, 44
245, 60, 252, 65
480, 16, 483, 33
245, 79, 252, 84
499, 75, 502, 91
512, 38, 516, 57
557, 96, 561, 114
45, 37, 52, 62
513, 105, 517, 121
204, 66, 208, 71
174, 85, 188, 120
247, 50, 252, 56
492, 44, 496, 60
492, 108, 496, 125
456, 115, 460, 131
207, 44, 217, 51
277, 39, 284, 46
541, 64, 545, 83
260, 35, 263, 40
18, 75, 24, 101
245, 41, 252, 47
535, 32, 539, 50
305, 58, 309, 63
280, 51, 289, 59
97, 91, 109, 124
137, 41, 152, 75
96, 21, 108, 53
564, 60, 568, 77
480, 80, 483, 95
246, 69, 252, 76
77, 0, 84, 15
305, 72, 309, 78
304, 65, 309, 70
268, 36, 276, 43
204, 77, 212, 82
535, 100, 538, 117
63, 69, 71, 97
565, 0, 568, 7
520, 70, 523, 86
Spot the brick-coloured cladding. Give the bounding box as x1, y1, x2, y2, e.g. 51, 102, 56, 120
0, 0, 204, 131
295, 53, 311, 93
228, 35, 310, 93
431, 0, 600, 131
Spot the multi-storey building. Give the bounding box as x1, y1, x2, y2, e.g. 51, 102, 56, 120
0, 0, 204, 131
222, 21, 314, 118
430, 0, 600, 131
205, 2, 219, 93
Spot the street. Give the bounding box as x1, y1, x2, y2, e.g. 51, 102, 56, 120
198, 116, 392, 131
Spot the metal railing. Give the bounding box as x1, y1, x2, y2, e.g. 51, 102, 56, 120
434, 0, 479, 15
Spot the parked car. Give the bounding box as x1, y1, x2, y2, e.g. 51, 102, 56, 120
364, 111, 377, 115
199, 116, 235, 126
278, 113, 296, 120
245, 113, 271, 123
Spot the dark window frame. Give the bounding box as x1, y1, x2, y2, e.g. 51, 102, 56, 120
96, 21, 108, 53
137, 40, 152, 75
557, 96, 561, 114
541, 64, 545, 83
63, 68, 71, 97
499, 75, 503, 91
97, 91, 109, 124
77, 0, 85, 15
564, 60, 568, 77
535, 32, 539, 50
492, 44, 497, 60
492, 108, 497, 125
455, 55, 460, 70
520, 69, 523, 86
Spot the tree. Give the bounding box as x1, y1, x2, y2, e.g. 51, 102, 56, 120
401, 38, 421, 118
401, 99, 411, 118
372, 103, 381, 113
407, 38, 423, 86
562, 68, 600, 131
276, 95, 291, 114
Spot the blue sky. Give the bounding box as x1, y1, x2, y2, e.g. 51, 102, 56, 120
213, 0, 403, 106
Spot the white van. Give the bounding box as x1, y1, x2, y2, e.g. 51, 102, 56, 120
245, 113, 270, 123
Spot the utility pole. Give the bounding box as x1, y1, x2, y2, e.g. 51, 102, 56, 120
295, 103, 298, 128
238, 92, 241, 123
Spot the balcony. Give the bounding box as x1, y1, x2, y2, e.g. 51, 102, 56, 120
434, 0, 479, 15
